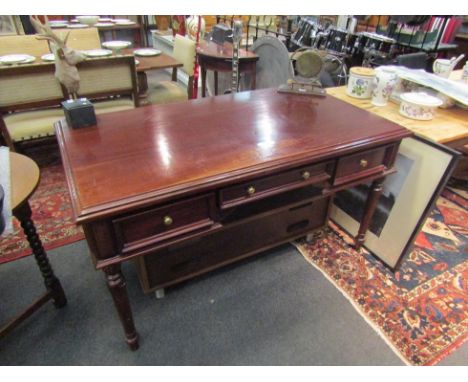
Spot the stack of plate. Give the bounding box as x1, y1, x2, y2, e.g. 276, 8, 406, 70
0, 54, 36, 65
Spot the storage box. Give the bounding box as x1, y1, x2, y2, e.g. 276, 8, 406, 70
61, 98, 97, 129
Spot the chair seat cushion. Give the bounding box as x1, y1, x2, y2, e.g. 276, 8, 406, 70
4, 99, 135, 142
147, 81, 188, 105
93, 98, 135, 114
4, 108, 64, 142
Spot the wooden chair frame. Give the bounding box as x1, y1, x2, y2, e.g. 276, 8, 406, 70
0, 55, 139, 151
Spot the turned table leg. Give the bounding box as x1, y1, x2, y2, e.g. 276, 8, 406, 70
14, 202, 67, 309
103, 264, 139, 350
201, 66, 207, 98
355, 177, 385, 250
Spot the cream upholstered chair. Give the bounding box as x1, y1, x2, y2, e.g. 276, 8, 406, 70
0, 62, 63, 149
53, 27, 101, 51
72, 55, 139, 112
147, 35, 196, 104
0, 55, 138, 151
0, 34, 51, 57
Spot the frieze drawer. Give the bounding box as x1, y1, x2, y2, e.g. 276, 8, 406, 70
136, 196, 330, 292
219, 161, 333, 209
112, 193, 216, 254
334, 146, 389, 186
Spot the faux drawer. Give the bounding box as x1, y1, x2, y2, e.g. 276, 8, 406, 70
137, 196, 330, 292
334, 146, 387, 185
219, 161, 333, 209
112, 193, 216, 254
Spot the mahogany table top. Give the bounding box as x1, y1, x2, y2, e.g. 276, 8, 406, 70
196, 40, 258, 61
55, 88, 411, 223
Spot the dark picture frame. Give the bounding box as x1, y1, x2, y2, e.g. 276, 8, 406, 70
330, 135, 460, 270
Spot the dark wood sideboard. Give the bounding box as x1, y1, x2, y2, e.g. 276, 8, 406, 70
55, 88, 412, 350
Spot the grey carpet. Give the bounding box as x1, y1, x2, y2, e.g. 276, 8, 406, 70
1, 239, 466, 365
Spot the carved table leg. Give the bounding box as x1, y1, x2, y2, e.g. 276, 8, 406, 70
14, 202, 67, 309
355, 177, 385, 250
103, 264, 139, 350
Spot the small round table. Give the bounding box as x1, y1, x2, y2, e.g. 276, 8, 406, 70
196, 40, 259, 97
0, 152, 67, 339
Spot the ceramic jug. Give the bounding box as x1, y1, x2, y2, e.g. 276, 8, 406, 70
371, 66, 397, 106
433, 54, 465, 78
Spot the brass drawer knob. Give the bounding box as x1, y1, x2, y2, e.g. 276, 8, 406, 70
247, 186, 256, 195
360, 159, 368, 168
302, 171, 311, 180
163, 215, 173, 226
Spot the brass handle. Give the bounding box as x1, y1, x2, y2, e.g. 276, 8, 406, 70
163, 215, 173, 226
360, 159, 368, 168
302, 171, 310, 180
247, 186, 256, 195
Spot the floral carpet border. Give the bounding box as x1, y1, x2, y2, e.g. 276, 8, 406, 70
293, 218, 467, 366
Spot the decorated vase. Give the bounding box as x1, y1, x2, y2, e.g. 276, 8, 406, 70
346, 67, 375, 99
371, 66, 397, 107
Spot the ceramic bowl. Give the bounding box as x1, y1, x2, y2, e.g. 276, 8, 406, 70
399, 92, 443, 120
102, 41, 132, 51
76, 15, 99, 26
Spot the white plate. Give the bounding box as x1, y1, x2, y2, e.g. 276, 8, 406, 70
41, 53, 55, 61
95, 22, 114, 28
99, 18, 113, 23
133, 48, 162, 57
83, 49, 113, 57
102, 40, 132, 50
67, 24, 89, 29
114, 20, 136, 26
49, 21, 69, 28
112, 18, 130, 23
0, 54, 36, 65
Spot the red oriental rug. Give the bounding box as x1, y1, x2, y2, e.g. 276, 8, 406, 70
0, 164, 84, 264
294, 187, 468, 366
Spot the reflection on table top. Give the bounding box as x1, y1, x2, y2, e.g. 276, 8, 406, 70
327, 86, 468, 144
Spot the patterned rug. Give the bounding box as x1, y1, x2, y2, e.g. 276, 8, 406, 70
294, 187, 468, 366
0, 164, 84, 264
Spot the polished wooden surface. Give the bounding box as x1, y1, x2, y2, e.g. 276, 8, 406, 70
1, 152, 67, 340
121, 49, 183, 73
327, 86, 468, 144
197, 40, 259, 96
10, 152, 40, 210
56, 88, 410, 223
56, 87, 411, 349
196, 40, 258, 61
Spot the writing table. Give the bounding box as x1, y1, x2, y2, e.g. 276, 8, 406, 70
55, 88, 411, 349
